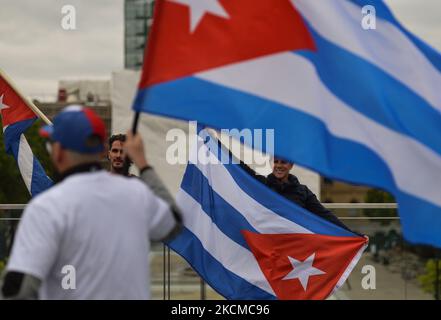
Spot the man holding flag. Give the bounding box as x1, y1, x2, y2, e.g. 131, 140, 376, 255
239, 156, 350, 231
166, 128, 368, 299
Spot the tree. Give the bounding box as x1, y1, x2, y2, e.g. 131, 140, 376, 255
363, 189, 397, 224
418, 259, 441, 299
0, 259, 5, 275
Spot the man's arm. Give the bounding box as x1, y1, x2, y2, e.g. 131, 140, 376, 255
124, 132, 183, 242
139, 167, 183, 242
304, 190, 352, 231
218, 139, 267, 183
238, 161, 267, 183
1, 272, 41, 300
1, 199, 62, 300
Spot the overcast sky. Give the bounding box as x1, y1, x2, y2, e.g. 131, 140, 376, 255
1, 0, 440, 98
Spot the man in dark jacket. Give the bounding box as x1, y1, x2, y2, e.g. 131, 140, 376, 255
241, 157, 350, 231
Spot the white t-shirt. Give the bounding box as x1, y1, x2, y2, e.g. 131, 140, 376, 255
7, 170, 176, 300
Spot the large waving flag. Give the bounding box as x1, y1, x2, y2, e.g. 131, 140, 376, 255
0, 71, 53, 196
169, 130, 367, 299
134, 0, 441, 248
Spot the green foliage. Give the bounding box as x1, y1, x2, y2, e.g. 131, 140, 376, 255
0, 259, 5, 275
364, 188, 397, 217
0, 119, 54, 203
418, 259, 441, 298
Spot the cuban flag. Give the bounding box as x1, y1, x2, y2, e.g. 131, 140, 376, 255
169, 130, 367, 300
0, 73, 52, 196
134, 0, 441, 248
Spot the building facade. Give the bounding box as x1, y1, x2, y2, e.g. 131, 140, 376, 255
320, 177, 371, 203
124, 0, 155, 70
34, 79, 112, 139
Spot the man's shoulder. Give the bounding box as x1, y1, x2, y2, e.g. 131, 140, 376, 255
103, 172, 153, 197
68, 170, 142, 186
287, 175, 316, 195
22, 184, 67, 221
105, 172, 146, 187
287, 174, 300, 185
30, 172, 145, 203
29, 182, 65, 206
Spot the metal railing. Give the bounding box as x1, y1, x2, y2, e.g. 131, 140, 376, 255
0, 204, 26, 210
0, 203, 399, 210
1, 203, 438, 300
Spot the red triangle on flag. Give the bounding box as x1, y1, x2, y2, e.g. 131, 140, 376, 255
0, 74, 36, 127
140, 0, 315, 87
242, 231, 367, 300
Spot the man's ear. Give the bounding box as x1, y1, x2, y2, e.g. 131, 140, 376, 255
52, 142, 64, 164
107, 143, 113, 160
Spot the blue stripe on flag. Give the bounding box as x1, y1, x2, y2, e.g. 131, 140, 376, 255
4, 118, 53, 196
167, 227, 276, 300
4, 118, 35, 154
135, 77, 441, 246
201, 137, 357, 237
294, 28, 441, 156
135, 78, 396, 190
346, 0, 441, 73
7, 136, 20, 166
181, 163, 258, 249
30, 157, 53, 196
222, 162, 356, 237
397, 193, 441, 247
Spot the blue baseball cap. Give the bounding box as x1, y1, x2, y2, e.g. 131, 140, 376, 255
39, 105, 106, 154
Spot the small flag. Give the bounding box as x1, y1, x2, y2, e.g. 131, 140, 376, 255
0, 72, 52, 196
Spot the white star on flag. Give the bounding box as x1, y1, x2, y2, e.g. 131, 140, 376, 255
0, 94, 11, 112
282, 253, 326, 291
168, 0, 230, 33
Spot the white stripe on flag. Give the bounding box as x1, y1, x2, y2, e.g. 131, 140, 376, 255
291, 0, 441, 112
177, 189, 276, 296
189, 138, 313, 234
196, 52, 441, 207
17, 134, 34, 192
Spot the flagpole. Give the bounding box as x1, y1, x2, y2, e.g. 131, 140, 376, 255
131, 111, 140, 134
0, 68, 52, 125
122, 111, 140, 176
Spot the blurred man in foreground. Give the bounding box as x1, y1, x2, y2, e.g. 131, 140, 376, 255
1, 105, 182, 299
